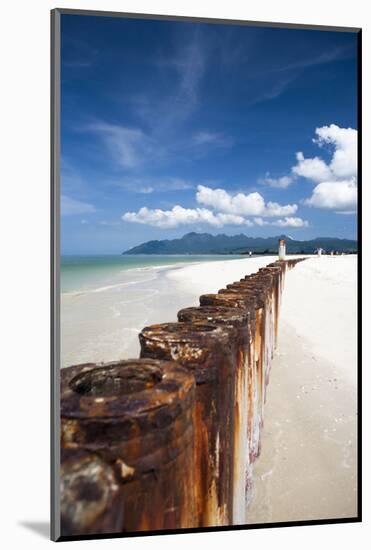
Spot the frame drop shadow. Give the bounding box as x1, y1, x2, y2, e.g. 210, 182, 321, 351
19, 521, 49, 539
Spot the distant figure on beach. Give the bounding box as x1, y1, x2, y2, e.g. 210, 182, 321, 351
316, 248, 324, 257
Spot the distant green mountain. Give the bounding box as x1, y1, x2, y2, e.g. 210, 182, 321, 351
123, 232, 357, 255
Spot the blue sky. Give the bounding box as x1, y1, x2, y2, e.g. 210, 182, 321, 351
61, 14, 358, 254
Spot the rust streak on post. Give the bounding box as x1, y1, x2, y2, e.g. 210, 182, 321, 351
61, 359, 196, 534
258, 267, 283, 348
199, 291, 263, 462
177, 306, 254, 522
226, 279, 274, 390
218, 285, 267, 426
139, 323, 236, 528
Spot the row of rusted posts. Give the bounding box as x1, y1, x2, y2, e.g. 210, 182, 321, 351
60, 258, 306, 536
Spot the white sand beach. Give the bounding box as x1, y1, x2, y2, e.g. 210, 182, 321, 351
61, 256, 279, 367
61, 254, 357, 523
245, 255, 357, 523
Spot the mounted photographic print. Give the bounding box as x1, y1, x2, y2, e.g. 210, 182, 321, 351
51, 8, 361, 541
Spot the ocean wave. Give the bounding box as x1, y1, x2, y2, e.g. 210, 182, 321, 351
62, 273, 159, 297
61, 258, 223, 296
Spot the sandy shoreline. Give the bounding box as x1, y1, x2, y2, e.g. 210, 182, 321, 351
61, 255, 278, 367
246, 321, 357, 523
246, 256, 357, 522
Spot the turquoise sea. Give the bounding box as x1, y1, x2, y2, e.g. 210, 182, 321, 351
61, 254, 247, 293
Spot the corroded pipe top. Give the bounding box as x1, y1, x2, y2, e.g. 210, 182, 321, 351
227, 280, 271, 293
262, 258, 306, 274
61, 358, 194, 425
219, 286, 265, 309
61, 359, 196, 476
243, 272, 274, 283
266, 262, 284, 270
256, 268, 281, 281
259, 266, 282, 273
286, 258, 305, 268
139, 322, 234, 384
239, 273, 273, 283
255, 269, 281, 283
200, 292, 257, 314
227, 280, 272, 303
178, 305, 250, 329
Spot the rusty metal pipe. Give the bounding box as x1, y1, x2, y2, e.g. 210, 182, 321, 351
177, 306, 254, 522
199, 292, 256, 311
199, 293, 262, 461
219, 283, 273, 399
217, 281, 276, 456
139, 322, 236, 528
257, 267, 283, 346
225, 279, 275, 383
61, 359, 196, 533
60, 448, 124, 537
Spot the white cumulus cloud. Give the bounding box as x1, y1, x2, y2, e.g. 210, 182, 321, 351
292, 124, 357, 212
273, 217, 309, 228
314, 124, 357, 179
254, 216, 308, 228
253, 217, 269, 226
304, 179, 357, 210
122, 185, 310, 230
264, 201, 298, 217
122, 205, 253, 229
196, 185, 297, 217
293, 125, 357, 183
292, 152, 332, 182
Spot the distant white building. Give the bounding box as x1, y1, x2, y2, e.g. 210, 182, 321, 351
278, 239, 286, 260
